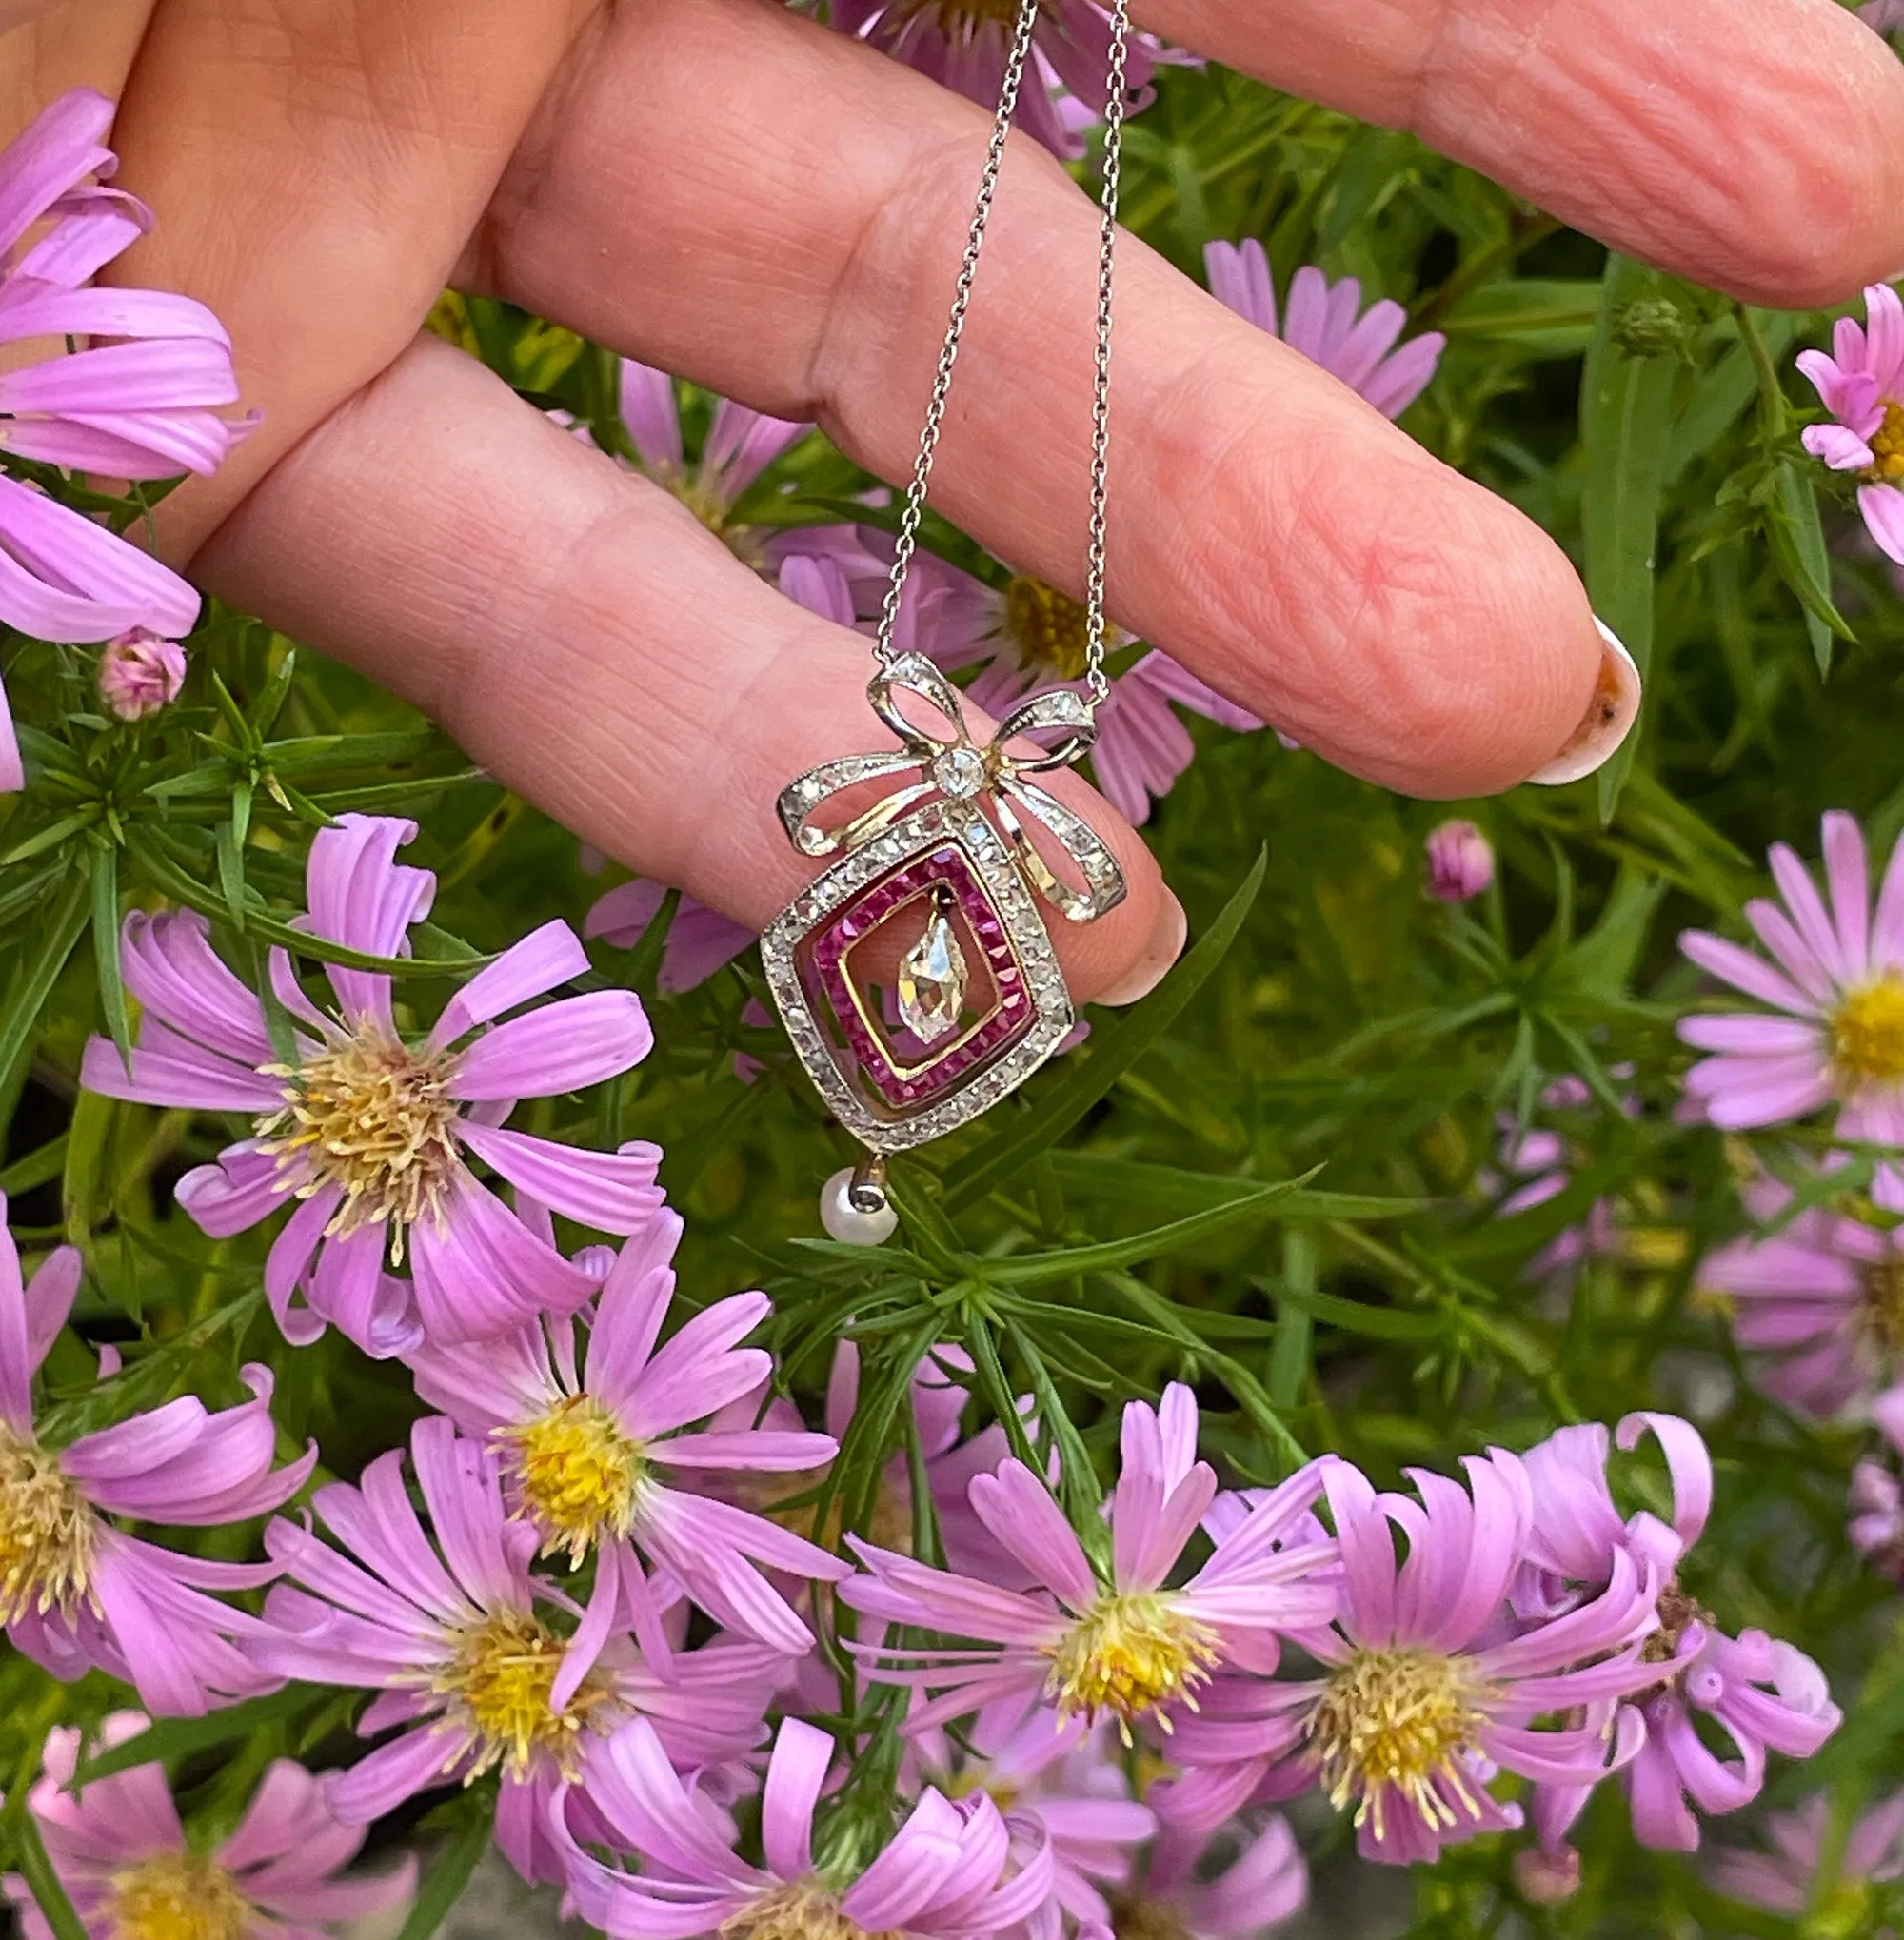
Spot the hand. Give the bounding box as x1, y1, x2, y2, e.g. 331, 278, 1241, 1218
8, 0, 1902, 1003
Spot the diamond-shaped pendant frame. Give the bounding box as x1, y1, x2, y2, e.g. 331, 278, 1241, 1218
760, 798, 1075, 1153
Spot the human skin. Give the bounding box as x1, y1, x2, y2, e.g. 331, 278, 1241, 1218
3, 0, 1902, 1003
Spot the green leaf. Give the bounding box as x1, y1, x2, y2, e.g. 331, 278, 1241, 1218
89, 843, 131, 1071
11, 1808, 89, 1940
1580, 255, 1678, 822
68, 1685, 334, 1788
1437, 278, 1602, 359
942, 849, 1267, 1212
1044, 1152, 1422, 1224
1769, 460, 1854, 677
395, 1807, 494, 1940
1260, 1279, 1441, 1341
0, 866, 91, 1100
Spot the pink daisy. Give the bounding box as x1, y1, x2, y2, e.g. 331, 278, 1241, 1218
248, 1415, 783, 1887
1798, 283, 1904, 563
1203, 242, 1446, 421
0, 1197, 315, 1716
405, 1217, 847, 1670
81, 814, 664, 1354
0, 89, 249, 786
841, 1385, 1339, 1740
1677, 811, 1904, 1149
1156, 1452, 1660, 1867
1119, 1816, 1309, 1939
556, 1712, 1055, 1939
1850, 1385, 1904, 1577
1712, 1789, 1904, 1916
3, 1713, 415, 1940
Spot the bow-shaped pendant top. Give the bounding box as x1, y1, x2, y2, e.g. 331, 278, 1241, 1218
776, 652, 1128, 924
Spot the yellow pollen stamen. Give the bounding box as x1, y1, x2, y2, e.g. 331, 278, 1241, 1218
496, 1396, 646, 1566
1639, 1582, 1715, 1675
107, 1851, 253, 1940
1306, 1647, 1494, 1844
721, 1883, 887, 1940
1108, 1898, 1195, 1940
431, 1609, 613, 1781
254, 1029, 461, 1254
1041, 1591, 1220, 1738
0, 1422, 96, 1625
1869, 400, 1904, 484
1866, 1257, 1904, 1355
1003, 576, 1098, 681
890, 0, 1029, 31
1831, 975, 1904, 1088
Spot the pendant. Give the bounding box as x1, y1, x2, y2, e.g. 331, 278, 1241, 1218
762, 653, 1127, 1219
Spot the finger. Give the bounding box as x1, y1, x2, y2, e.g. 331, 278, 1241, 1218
190, 333, 1184, 1009
1136, 0, 1904, 309
473, 0, 1602, 799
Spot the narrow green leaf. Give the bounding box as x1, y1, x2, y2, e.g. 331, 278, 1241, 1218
1581, 255, 1677, 822
69, 1685, 332, 1788
1437, 278, 1601, 359
12, 1808, 89, 1940
89, 844, 131, 1071
1268, 1230, 1317, 1409
62, 1088, 115, 1257
253, 640, 299, 736
1770, 461, 1853, 676
1045, 1152, 1422, 1224
1261, 1280, 1441, 1341
943, 849, 1267, 1213
0, 1133, 67, 1197
395, 1808, 494, 1940
0, 866, 91, 1100
0, 808, 96, 869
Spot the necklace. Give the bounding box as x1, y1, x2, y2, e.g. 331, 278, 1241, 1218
760, 0, 1136, 1243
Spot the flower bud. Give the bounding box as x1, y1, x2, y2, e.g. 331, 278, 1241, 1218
1513, 1844, 1581, 1905
99, 629, 186, 721
1424, 819, 1495, 903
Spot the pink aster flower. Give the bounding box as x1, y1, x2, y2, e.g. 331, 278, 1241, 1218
1712, 1788, 1904, 1917
1204, 242, 1446, 421
557, 1713, 1055, 1939
1157, 1452, 1660, 1867
1864, 0, 1904, 39
1489, 1075, 1622, 1287
825, 0, 1167, 163
0, 89, 249, 786
1799, 284, 1904, 563
405, 1217, 848, 1672
3, 1714, 415, 1940
1677, 811, 1904, 1152
81, 814, 663, 1355
585, 879, 757, 994
1850, 1385, 1904, 1577
0, 1198, 315, 1716
1424, 819, 1494, 903
97, 626, 185, 720
842, 1384, 1339, 1740
1695, 1168, 1904, 1415
248, 1415, 783, 1887
617, 357, 808, 572
1518, 1414, 1840, 1860
1120, 1816, 1309, 1939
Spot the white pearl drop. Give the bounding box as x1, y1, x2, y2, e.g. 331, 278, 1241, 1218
821, 1167, 897, 1246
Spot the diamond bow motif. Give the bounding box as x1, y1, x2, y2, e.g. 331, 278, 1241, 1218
774, 652, 1128, 923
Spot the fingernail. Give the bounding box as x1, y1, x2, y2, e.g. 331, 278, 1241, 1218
1097, 891, 1187, 1007
1525, 618, 1642, 786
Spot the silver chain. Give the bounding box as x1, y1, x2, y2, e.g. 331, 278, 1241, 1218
873, 0, 1132, 715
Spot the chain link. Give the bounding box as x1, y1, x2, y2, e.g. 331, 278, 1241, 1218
873, 0, 1131, 719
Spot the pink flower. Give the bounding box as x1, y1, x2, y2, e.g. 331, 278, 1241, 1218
81, 814, 663, 1354
1712, 1789, 1904, 1915
617, 357, 807, 572
1677, 811, 1904, 1149
1157, 1452, 1660, 1867
1798, 284, 1904, 563
585, 879, 757, 994
1489, 1075, 1623, 1287
1696, 1168, 1904, 1415
0, 89, 248, 787
824, 0, 1168, 162
405, 1217, 847, 1670
1204, 242, 1446, 421
1424, 820, 1494, 903
1518, 1415, 1840, 1859
842, 1385, 1339, 1739
248, 1416, 783, 1887
556, 1713, 1055, 1939
97, 626, 185, 720
0, 1198, 315, 1716
1124, 1816, 1310, 1938
1850, 1385, 1904, 1577
2, 1714, 415, 1940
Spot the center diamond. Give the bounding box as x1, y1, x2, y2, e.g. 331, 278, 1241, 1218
898, 890, 968, 1044
932, 745, 988, 799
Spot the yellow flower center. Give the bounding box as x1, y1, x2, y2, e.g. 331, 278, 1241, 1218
1307, 1647, 1493, 1842
1866, 1257, 1904, 1355
891, 0, 1030, 30
255, 1029, 461, 1254
1108, 1900, 1194, 1940
1869, 400, 1904, 483
431, 1609, 613, 1780
497, 1396, 645, 1567
1831, 976, 1904, 1088
722, 1883, 883, 1940
0, 1422, 95, 1626
107, 1852, 252, 1940
1041, 1590, 1220, 1735
1003, 576, 1097, 681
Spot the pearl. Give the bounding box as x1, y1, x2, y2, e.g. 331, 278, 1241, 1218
821, 1167, 897, 1246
